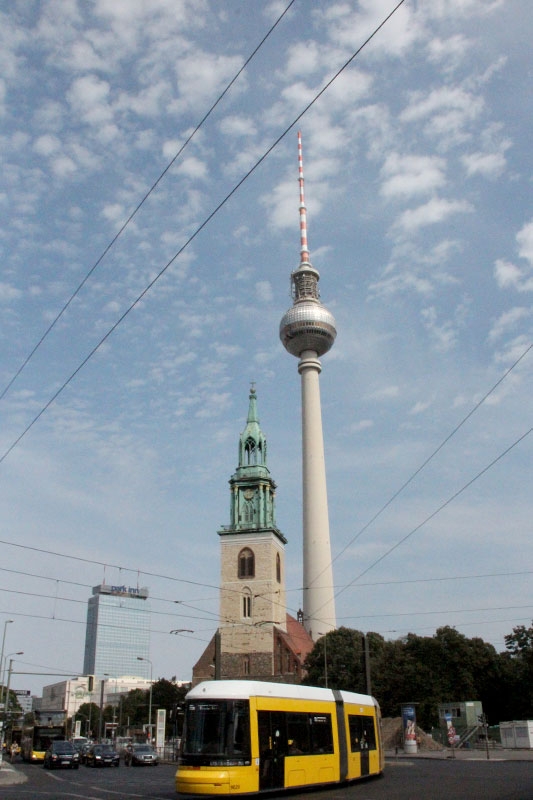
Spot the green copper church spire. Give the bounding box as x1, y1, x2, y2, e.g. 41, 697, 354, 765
219, 384, 286, 542
237, 382, 267, 471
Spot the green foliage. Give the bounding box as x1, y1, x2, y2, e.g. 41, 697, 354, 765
504, 621, 533, 718
303, 627, 384, 693
303, 622, 533, 728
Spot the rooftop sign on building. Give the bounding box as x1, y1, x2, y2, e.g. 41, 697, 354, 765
92, 584, 149, 599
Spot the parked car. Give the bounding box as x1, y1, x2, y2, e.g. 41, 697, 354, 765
85, 743, 120, 767
43, 740, 80, 769
124, 743, 158, 766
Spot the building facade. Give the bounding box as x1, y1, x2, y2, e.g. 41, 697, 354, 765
37, 675, 153, 721
83, 584, 151, 679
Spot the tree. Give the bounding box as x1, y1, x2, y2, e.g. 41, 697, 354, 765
503, 620, 533, 718
73, 701, 106, 739
303, 625, 519, 730
303, 628, 385, 693
151, 679, 190, 738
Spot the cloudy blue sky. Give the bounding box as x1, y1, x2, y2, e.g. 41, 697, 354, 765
1, 0, 532, 696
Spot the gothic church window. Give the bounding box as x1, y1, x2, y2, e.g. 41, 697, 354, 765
243, 498, 254, 523
244, 436, 259, 465
238, 548, 255, 578
276, 553, 281, 583
242, 588, 252, 619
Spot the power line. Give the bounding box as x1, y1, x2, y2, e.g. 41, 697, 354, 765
334, 426, 533, 599
337, 604, 533, 621
0, 0, 407, 467
0, 0, 297, 404
332, 345, 531, 567
3, 563, 530, 601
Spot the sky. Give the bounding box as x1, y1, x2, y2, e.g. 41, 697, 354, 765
1, 0, 532, 699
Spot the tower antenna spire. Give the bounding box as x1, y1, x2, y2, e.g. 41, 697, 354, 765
297, 131, 310, 266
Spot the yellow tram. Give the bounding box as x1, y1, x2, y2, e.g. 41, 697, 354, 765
175, 680, 384, 795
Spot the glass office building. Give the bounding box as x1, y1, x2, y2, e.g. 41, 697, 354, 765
83, 584, 151, 679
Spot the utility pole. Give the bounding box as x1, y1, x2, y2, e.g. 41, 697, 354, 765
361, 635, 372, 696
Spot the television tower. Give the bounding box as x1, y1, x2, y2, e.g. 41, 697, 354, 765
279, 132, 337, 641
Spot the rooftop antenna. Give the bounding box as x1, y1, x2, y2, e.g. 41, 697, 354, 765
297, 131, 310, 266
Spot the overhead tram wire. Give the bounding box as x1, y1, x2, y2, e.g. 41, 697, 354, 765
2, 564, 531, 635
0, 0, 297, 403
334, 425, 533, 600
0, 593, 533, 638
0, 0, 407, 467
307, 342, 533, 592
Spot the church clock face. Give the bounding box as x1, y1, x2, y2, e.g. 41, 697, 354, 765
243, 489, 255, 500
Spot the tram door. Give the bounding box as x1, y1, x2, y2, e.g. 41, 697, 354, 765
258, 711, 287, 791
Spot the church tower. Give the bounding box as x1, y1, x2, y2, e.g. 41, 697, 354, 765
192, 385, 313, 684
218, 384, 288, 677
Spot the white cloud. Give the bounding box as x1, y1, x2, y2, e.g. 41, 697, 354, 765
319, 0, 422, 58
421, 306, 458, 351
219, 116, 257, 138
426, 34, 471, 71
101, 203, 125, 224
400, 86, 484, 145
176, 156, 208, 180
33, 134, 62, 157
494, 220, 533, 292
380, 153, 447, 199
256, 281, 273, 303
51, 155, 77, 178
462, 150, 507, 178
461, 129, 512, 179
349, 419, 374, 433
517, 220, 533, 265
488, 307, 530, 342
395, 197, 473, 233
67, 74, 113, 126
171, 52, 243, 114
0, 282, 22, 301
410, 399, 433, 415
367, 385, 400, 401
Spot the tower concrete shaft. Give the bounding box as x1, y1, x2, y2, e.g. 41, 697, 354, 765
299, 351, 336, 640
279, 132, 337, 641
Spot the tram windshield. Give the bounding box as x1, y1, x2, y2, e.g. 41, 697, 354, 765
181, 699, 251, 766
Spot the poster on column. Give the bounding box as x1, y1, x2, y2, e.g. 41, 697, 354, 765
156, 709, 166, 750
401, 705, 417, 751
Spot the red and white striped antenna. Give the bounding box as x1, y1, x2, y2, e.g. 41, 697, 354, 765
297, 131, 310, 265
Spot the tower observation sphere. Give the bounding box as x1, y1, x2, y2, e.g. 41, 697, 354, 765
279, 131, 337, 641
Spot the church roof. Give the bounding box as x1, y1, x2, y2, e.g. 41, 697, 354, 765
277, 613, 314, 665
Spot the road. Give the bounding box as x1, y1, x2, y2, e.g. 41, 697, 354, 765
2, 758, 532, 799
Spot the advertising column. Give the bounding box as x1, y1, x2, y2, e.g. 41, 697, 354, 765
401, 705, 418, 754
156, 709, 166, 752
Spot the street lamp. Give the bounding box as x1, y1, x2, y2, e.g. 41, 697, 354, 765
0, 620, 14, 705
4, 652, 23, 714
170, 629, 194, 635
0, 652, 23, 764
137, 657, 153, 742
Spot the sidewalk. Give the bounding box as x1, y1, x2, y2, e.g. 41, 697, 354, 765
386, 747, 533, 762
0, 761, 28, 786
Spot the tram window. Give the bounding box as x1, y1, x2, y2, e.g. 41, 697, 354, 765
183, 700, 250, 760
287, 713, 311, 754
348, 715, 376, 751
309, 714, 333, 754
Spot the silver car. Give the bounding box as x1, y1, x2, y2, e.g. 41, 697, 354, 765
124, 743, 158, 766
